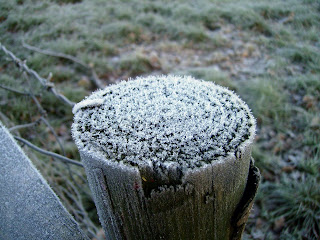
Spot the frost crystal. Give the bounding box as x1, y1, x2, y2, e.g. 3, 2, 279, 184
72, 75, 255, 172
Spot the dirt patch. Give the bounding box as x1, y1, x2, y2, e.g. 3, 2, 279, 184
108, 25, 269, 83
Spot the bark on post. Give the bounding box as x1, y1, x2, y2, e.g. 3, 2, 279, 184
72, 75, 260, 240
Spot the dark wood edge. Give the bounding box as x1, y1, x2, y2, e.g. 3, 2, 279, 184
230, 158, 261, 240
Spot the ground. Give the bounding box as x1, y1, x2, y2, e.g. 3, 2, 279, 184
0, 0, 319, 239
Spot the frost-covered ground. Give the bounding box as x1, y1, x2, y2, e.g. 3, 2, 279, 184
0, 0, 319, 239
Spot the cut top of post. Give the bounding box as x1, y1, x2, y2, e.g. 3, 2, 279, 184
72, 75, 255, 177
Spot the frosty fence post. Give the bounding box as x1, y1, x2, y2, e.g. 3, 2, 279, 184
72, 75, 260, 240
0, 122, 89, 240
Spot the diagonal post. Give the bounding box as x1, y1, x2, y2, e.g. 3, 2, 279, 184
0, 122, 89, 240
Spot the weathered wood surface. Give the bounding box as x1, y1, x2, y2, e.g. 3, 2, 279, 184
73, 76, 260, 240
0, 122, 89, 240
81, 151, 259, 240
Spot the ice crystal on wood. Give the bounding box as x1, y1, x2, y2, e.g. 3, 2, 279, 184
72, 75, 255, 174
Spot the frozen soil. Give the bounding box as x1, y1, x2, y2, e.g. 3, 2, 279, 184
109, 25, 268, 83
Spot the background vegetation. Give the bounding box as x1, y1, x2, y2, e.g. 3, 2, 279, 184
0, 0, 319, 239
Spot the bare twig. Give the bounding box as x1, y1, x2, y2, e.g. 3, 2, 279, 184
0, 42, 75, 107
22, 41, 89, 69
90, 67, 105, 89
0, 84, 30, 95
22, 72, 66, 155
13, 136, 83, 167
1, 42, 101, 237
9, 120, 40, 132
22, 41, 105, 89
40, 117, 66, 156
28, 92, 47, 116
48, 160, 99, 239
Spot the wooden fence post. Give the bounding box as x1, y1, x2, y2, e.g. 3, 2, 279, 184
0, 122, 89, 240
72, 75, 260, 240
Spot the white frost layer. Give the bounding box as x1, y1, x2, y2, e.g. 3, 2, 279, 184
72, 75, 255, 170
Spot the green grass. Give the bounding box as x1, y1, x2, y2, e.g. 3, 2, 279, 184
1, 0, 320, 239
261, 174, 320, 239
239, 77, 291, 127
175, 67, 237, 90
118, 53, 156, 77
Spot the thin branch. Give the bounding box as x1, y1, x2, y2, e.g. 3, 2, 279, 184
22, 41, 105, 89
13, 136, 83, 167
22, 41, 89, 69
90, 67, 105, 89
0, 84, 30, 95
22, 73, 66, 155
29, 93, 47, 116
40, 117, 66, 156
1, 76, 65, 155
9, 120, 40, 132
0, 42, 75, 107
